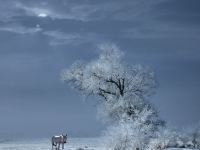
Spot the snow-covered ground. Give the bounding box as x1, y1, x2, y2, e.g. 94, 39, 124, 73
0, 138, 198, 150
166, 149, 199, 150
0, 138, 105, 150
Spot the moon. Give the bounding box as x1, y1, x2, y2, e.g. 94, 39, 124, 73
38, 13, 47, 18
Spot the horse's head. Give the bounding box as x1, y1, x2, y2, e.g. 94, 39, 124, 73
62, 134, 67, 143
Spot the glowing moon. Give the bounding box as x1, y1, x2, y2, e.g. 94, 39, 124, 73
38, 13, 47, 17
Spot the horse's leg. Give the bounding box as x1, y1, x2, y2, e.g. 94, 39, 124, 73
62, 143, 64, 149
52, 143, 55, 150
55, 143, 58, 150
52, 142, 55, 150
51, 139, 54, 150
58, 143, 60, 150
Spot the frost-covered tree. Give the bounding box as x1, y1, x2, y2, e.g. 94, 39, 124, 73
103, 107, 164, 150
147, 129, 186, 150
147, 123, 200, 150
61, 43, 164, 130
103, 120, 149, 150
185, 123, 200, 149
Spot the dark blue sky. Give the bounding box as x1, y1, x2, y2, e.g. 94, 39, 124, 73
0, 0, 200, 138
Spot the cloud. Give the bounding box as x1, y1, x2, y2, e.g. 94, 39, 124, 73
109, 0, 164, 21
0, 0, 162, 22
43, 31, 81, 46
152, 0, 200, 25
0, 1, 20, 22
0, 0, 199, 42
43, 30, 100, 46
111, 0, 200, 39
14, 1, 99, 21
2, 0, 200, 25
0, 1, 43, 34
0, 24, 42, 34
0, 0, 99, 23
122, 23, 200, 39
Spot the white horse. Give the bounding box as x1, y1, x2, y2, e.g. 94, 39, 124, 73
52, 134, 67, 150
